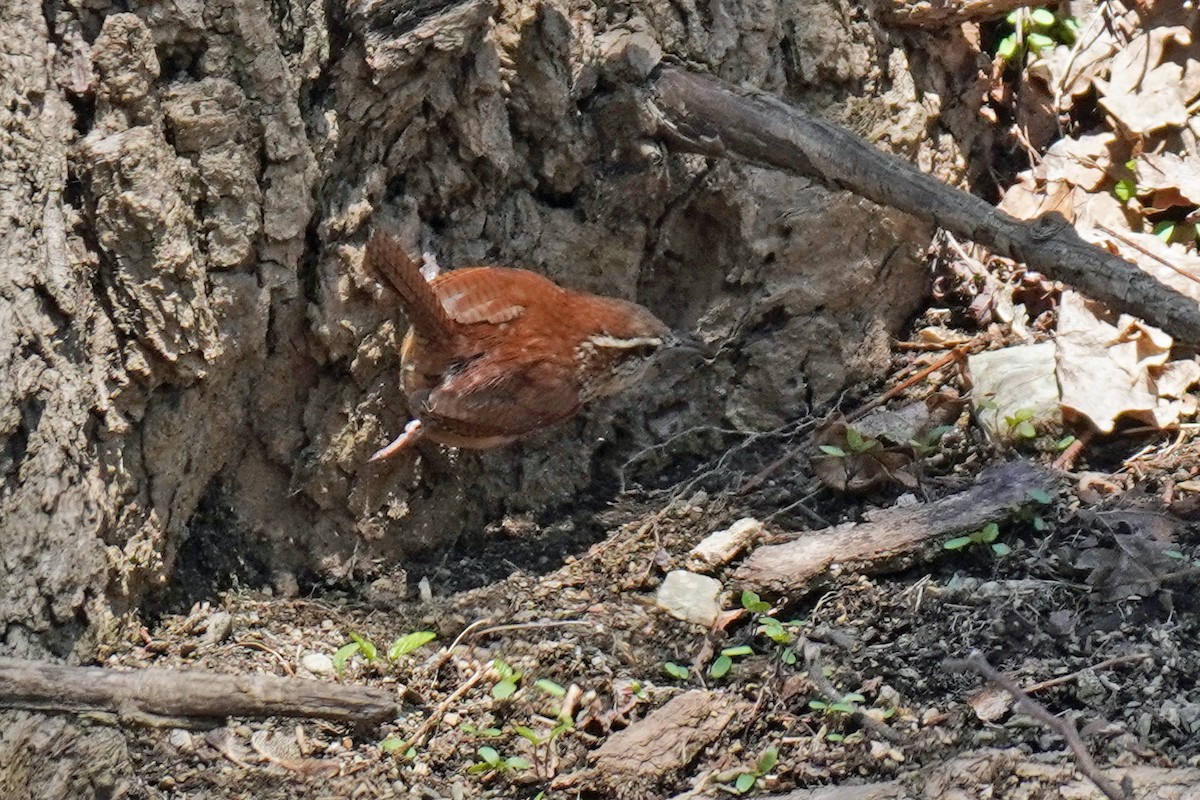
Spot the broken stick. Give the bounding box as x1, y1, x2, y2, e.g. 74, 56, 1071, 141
0, 657, 399, 728
735, 460, 1053, 594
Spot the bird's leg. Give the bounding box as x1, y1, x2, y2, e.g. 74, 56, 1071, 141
419, 230, 441, 282
369, 419, 424, 462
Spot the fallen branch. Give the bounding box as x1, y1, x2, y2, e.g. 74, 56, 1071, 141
645, 67, 1200, 345
944, 650, 1131, 800
885, 0, 1034, 26
0, 657, 398, 728
735, 460, 1052, 594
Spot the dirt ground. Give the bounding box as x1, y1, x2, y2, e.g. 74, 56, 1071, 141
98, 386, 1200, 798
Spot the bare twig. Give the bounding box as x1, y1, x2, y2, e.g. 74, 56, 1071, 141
1023, 652, 1151, 695
944, 650, 1131, 800
392, 660, 491, 754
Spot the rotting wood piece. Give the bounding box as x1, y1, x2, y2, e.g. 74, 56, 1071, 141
594, 690, 746, 779
0, 658, 399, 728
643, 67, 1200, 345
735, 461, 1053, 595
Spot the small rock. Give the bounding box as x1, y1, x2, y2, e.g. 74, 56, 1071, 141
272, 570, 300, 598
168, 729, 194, 753
656, 570, 722, 627
687, 518, 763, 572
301, 652, 336, 676
200, 611, 233, 646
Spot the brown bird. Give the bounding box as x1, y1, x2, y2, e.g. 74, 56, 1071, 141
364, 230, 674, 461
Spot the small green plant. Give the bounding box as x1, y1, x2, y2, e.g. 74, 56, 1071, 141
491, 659, 523, 700
663, 662, 690, 680
1004, 408, 1037, 440
1055, 434, 1077, 451
909, 424, 956, 457
818, 426, 880, 458
728, 747, 779, 794
467, 745, 531, 776
740, 589, 771, 613
534, 679, 566, 697
709, 645, 754, 679
387, 631, 437, 661
1019, 486, 1055, 532
334, 630, 437, 673
809, 692, 865, 716
332, 631, 379, 672
995, 7, 1078, 63
1113, 159, 1139, 204
944, 522, 1010, 556
379, 736, 415, 759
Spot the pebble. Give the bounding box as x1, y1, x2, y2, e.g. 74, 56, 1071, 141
301, 652, 336, 676
168, 729, 194, 753
656, 570, 723, 627
201, 612, 233, 646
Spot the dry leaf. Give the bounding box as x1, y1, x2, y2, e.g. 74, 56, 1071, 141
1139, 151, 1200, 206
1095, 26, 1195, 134
1040, 133, 1118, 192
1056, 291, 1200, 433
968, 341, 1061, 445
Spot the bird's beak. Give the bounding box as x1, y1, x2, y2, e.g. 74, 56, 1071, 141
670, 331, 711, 356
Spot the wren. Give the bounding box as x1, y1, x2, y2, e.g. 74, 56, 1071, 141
365, 230, 673, 460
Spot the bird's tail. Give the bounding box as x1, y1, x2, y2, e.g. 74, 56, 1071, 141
365, 230, 456, 344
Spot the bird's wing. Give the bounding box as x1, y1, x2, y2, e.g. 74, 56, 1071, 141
419, 350, 582, 438
432, 267, 565, 326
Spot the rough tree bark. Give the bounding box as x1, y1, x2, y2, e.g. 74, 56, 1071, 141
1, 0, 953, 790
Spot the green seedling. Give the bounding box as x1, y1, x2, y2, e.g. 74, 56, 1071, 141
944, 522, 1010, 555
1004, 408, 1037, 440
808, 692, 865, 716
818, 426, 881, 458
1113, 160, 1139, 204
379, 736, 415, 759
467, 745, 531, 776
995, 7, 1079, 64
740, 590, 771, 614
709, 645, 754, 679
663, 662, 690, 681
492, 659, 523, 700
729, 747, 779, 794
387, 631, 437, 661
333, 631, 379, 672
460, 722, 503, 737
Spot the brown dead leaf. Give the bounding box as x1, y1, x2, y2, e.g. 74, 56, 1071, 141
1041, 134, 1119, 192
1139, 151, 1200, 207
1095, 26, 1195, 134
1076, 533, 1179, 601
812, 417, 918, 493
1056, 291, 1200, 433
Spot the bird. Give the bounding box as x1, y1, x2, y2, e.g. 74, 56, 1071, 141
364, 229, 675, 461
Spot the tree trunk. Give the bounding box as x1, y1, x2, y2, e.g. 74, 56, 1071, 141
1, 2, 948, 786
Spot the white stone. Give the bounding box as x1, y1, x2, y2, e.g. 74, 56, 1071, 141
656, 570, 722, 627
301, 652, 336, 676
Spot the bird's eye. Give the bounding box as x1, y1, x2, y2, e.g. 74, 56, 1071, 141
632, 343, 659, 358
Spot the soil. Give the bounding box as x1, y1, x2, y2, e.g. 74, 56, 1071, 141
95, 409, 1200, 799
